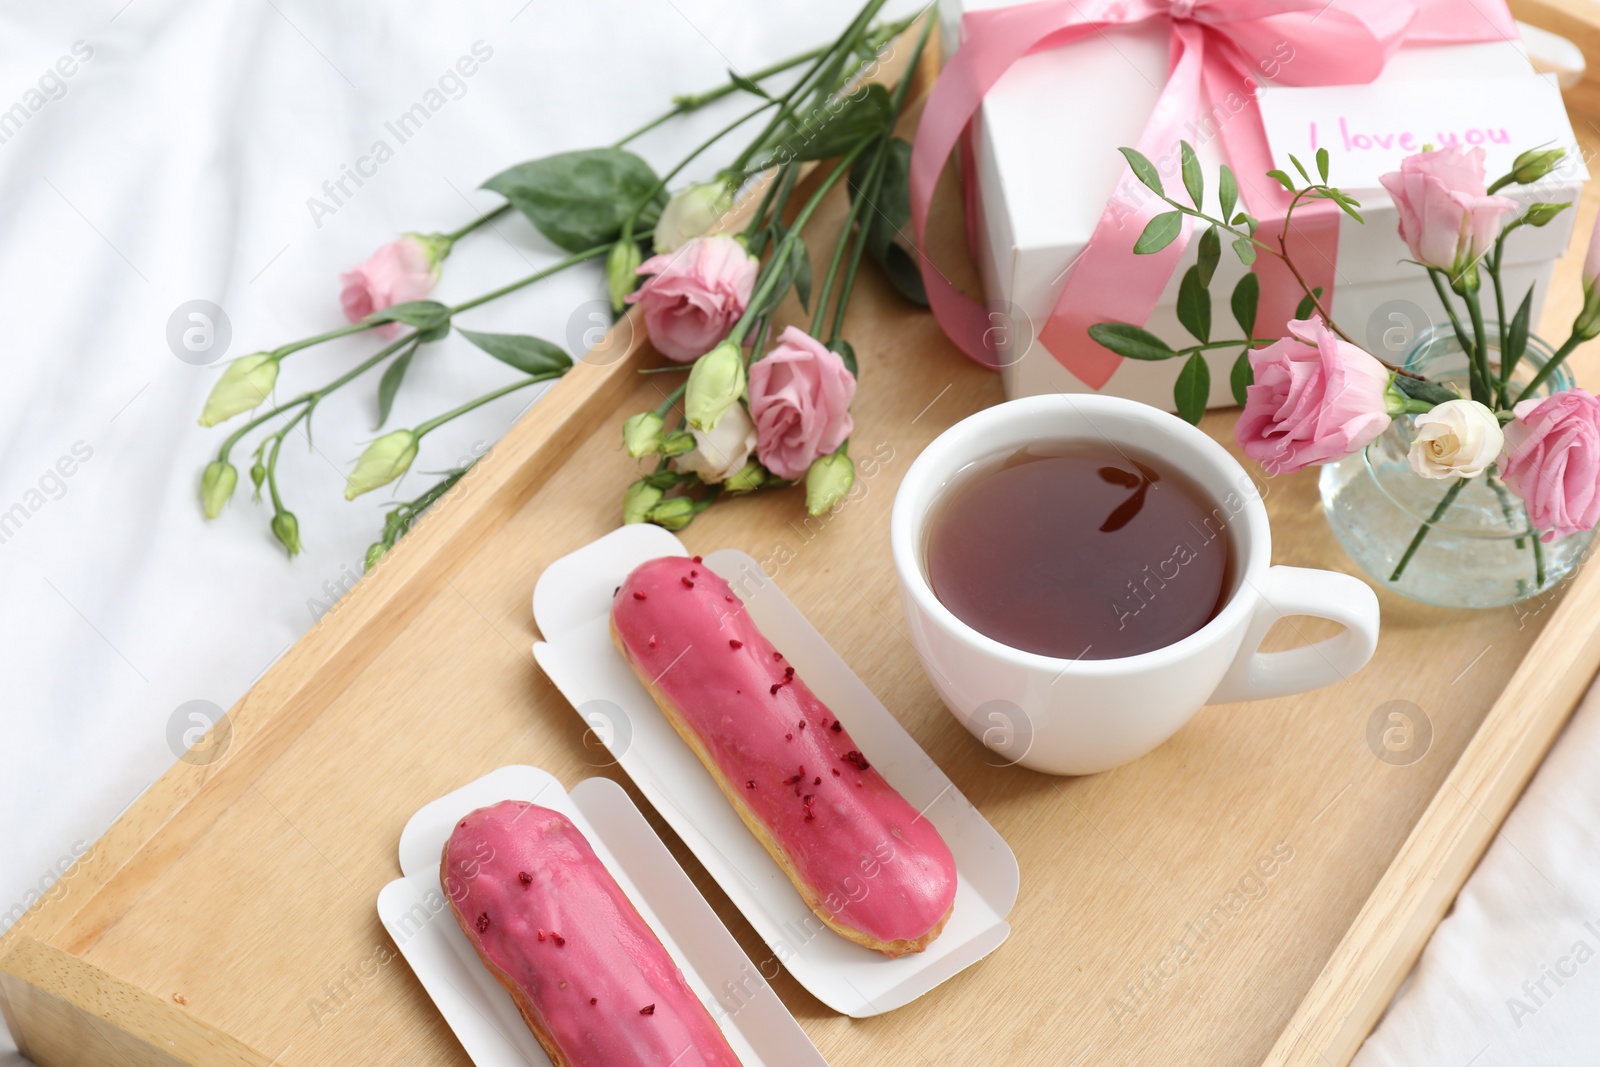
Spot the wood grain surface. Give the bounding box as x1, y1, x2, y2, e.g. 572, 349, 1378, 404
7, 22, 1600, 1067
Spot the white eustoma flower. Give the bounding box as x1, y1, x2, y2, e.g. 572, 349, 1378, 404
672, 401, 756, 483
1407, 398, 1504, 479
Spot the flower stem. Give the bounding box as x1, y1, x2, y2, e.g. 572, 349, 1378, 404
448, 245, 610, 315
1486, 464, 1527, 550
1427, 269, 1477, 378
413, 372, 565, 438
274, 321, 378, 359
622, 100, 777, 244
652, 382, 687, 418
444, 204, 511, 244
1390, 476, 1468, 582
1533, 529, 1547, 588
1463, 286, 1493, 407
1514, 333, 1582, 405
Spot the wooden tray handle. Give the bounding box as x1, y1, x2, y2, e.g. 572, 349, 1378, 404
1, 936, 274, 1067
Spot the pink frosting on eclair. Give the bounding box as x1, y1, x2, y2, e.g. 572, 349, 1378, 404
442, 800, 738, 1067
612, 555, 958, 948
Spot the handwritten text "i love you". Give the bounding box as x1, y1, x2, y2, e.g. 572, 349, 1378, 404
1309, 118, 1510, 154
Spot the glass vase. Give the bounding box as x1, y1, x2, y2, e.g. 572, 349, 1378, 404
1319, 323, 1594, 609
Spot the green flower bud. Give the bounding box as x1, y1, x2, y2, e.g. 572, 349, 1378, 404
345, 429, 418, 500
622, 411, 665, 458
805, 451, 855, 517
199, 461, 237, 520
271, 510, 302, 558
364, 542, 389, 571
1510, 147, 1565, 185
653, 181, 735, 254
685, 341, 745, 432
249, 458, 267, 497
199, 353, 278, 427
607, 239, 643, 314
647, 496, 698, 531
1522, 202, 1571, 228
661, 429, 696, 457
623, 480, 664, 525
724, 460, 768, 494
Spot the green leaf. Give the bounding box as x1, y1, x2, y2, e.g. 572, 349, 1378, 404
848, 138, 926, 306
1174, 352, 1210, 424
456, 328, 573, 376
829, 338, 858, 377
1240, 213, 1259, 235
1134, 211, 1183, 254
729, 69, 770, 99
1176, 266, 1210, 344
1506, 287, 1533, 369
1088, 322, 1178, 361
1119, 147, 1163, 196
1267, 169, 1295, 192
1218, 165, 1238, 223
791, 241, 812, 313
1231, 272, 1260, 337
376, 344, 416, 428
1233, 237, 1257, 266
764, 84, 892, 165
1393, 373, 1459, 405
483, 148, 663, 253
1295, 287, 1325, 321
1230, 349, 1253, 406
1290, 154, 1312, 183
1316, 147, 1330, 183
1180, 141, 1203, 209
1196, 225, 1220, 287
366, 300, 451, 329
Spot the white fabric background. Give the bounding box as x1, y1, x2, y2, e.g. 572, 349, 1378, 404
0, 2, 1597, 1065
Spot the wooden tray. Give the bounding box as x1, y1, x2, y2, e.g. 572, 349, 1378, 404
8, 38, 1600, 1067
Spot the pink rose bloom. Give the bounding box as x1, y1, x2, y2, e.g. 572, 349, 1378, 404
341, 235, 442, 337
627, 235, 759, 362
1501, 390, 1600, 542
1234, 316, 1392, 475
747, 326, 856, 480
1378, 147, 1518, 277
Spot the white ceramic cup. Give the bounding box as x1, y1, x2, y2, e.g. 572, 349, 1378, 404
890, 394, 1381, 775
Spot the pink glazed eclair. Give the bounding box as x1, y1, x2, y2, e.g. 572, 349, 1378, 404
611, 555, 957, 957
442, 800, 739, 1067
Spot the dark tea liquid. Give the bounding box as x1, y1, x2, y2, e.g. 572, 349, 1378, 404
924, 441, 1234, 660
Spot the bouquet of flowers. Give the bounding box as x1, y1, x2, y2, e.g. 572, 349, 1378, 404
194, 1, 930, 561
1091, 140, 1600, 590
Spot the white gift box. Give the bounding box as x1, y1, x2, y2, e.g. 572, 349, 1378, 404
937, 1, 1588, 409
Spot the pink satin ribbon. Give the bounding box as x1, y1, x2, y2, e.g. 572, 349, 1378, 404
910, 0, 1519, 385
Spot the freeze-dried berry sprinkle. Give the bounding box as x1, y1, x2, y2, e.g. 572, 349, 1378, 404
831, 768, 840, 777
785, 732, 793, 740
612, 586, 620, 597
784, 773, 803, 785
640, 1004, 656, 1015
537, 929, 546, 941
692, 555, 702, 563
518, 871, 532, 886
690, 569, 698, 578
772, 684, 783, 696
632, 591, 647, 600
681, 576, 695, 589
475, 913, 490, 933
590, 997, 598, 1006
830, 721, 842, 733
725, 595, 734, 602
843, 750, 871, 771
773, 652, 783, 661
746, 780, 756, 789
814, 776, 821, 785
553, 934, 566, 947
729, 639, 742, 649
784, 666, 795, 679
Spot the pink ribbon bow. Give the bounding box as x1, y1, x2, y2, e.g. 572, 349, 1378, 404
909, 0, 1518, 386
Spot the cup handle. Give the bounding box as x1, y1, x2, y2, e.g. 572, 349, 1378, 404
1207, 566, 1380, 705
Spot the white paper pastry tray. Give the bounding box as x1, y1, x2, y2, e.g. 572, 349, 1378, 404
530, 524, 1019, 1018
376, 765, 828, 1067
